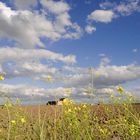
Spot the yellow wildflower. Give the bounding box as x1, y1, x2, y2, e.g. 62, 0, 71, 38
0, 75, 4, 81
63, 99, 69, 106
110, 94, 114, 99
0, 128, 2, 133
99, 128, 108, 135
67, 109, 72, 113
62, 98, 74, 106
117, 86, 124, 94
16, 98, 21, 103
20, 117, 26, 124
78, 107, 81, 111
118, 97, 121, 101
74, 107, 77, 110
130, 124, 136, 136
128, 95, 133, 102
82, 104, 87, 108
69, 99, 74, 104
11, 120, 16, 125
4, 103, 12, 108
47, 75, 52, 81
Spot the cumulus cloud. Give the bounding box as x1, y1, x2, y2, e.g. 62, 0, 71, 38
86, 0, 140, 34
0, 47, 76, 64
41, 0, 70, 15
85, 25, 96, 34
0, 46, 76, 81
0, 47, 76, 81
14, 0, 38, 10
0, 84, 84, 100
0, 84, 79, 104
87, 10, 115, 23
0, 61, 58, 79
63, 64, 140, 89
0, 84, 46, 98
0, 1, 82, 48
1, 63, 140, 103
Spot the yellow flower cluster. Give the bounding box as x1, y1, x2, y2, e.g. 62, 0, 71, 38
47, 75, 52, 81
130, 124, 137, 136
117, 86, 124, 94
62, 99, 74, 106
11, 120, 16, 125
74, 106, 81, 111
20, 117, 26, 124
110, 94, 114, 99
99, 127, 110, 135
4, 103, 12, 108
119, 117, 127, 123
82, 104, 87, 109
11, 117, 26, 126
0, 75, 5, 81
64, 109, 73, 114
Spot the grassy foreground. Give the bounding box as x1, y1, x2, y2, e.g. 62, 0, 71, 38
0, 98, 140, 140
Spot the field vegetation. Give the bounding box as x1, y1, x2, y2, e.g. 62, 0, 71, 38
0, 96, 140, 139
0, 76, 140, 140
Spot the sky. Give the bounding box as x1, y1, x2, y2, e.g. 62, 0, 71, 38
0, 0, 140, 104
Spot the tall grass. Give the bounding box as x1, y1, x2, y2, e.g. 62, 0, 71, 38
0, 95, 140, 140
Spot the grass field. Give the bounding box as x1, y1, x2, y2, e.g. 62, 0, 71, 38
0, 97, 140, 140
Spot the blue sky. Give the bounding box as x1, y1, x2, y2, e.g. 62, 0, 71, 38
0, 0, 140, 104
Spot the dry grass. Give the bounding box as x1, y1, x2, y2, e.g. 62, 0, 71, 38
0, 102, 140, 140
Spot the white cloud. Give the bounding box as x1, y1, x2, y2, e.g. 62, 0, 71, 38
99, 1, 116, 10
114, 0, 140, 16
41, 0, 70, 15
14, 0, 38, 9
0, 84, 46, 97
0, 84, 81, 100
1, 63, 140, 103
86, 0, 140, 34
85, 25, 96, 34
100, 0, 140, 16
0, 47, 76, 64
1, 61, 58, 79
0, 84, 72, 99
87, 10, 115, 23
0, 1, 82, 48
63, 64, 140, 89
0, 47, 76, 80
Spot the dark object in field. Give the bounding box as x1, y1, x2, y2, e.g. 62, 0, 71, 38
0, 105, 4, 109
59, 98, 65, 101
46, 98, 66, 105
46, 101, 58, 105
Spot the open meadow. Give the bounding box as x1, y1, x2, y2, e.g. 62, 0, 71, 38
0, 97, 140, 140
